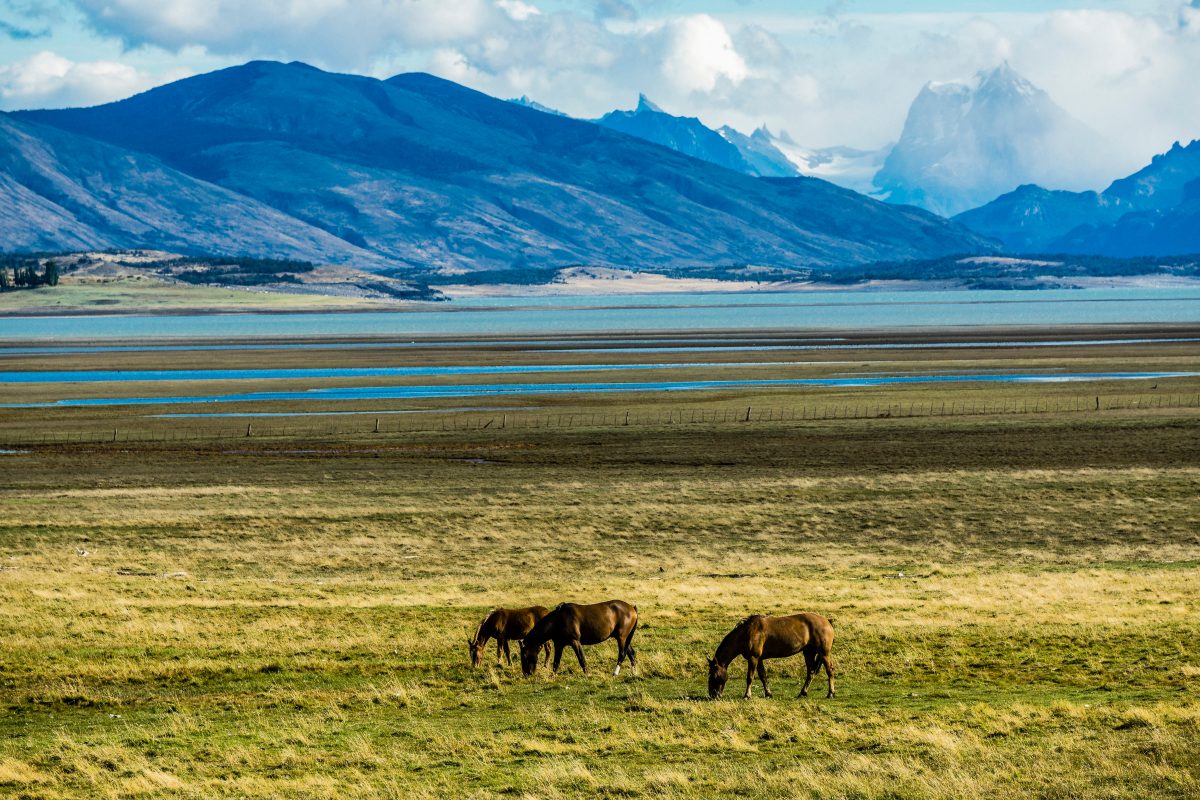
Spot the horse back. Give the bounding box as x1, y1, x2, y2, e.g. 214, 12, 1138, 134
499, 606, 552, 638
556, 600, 636, 645
759, 613, 833, 658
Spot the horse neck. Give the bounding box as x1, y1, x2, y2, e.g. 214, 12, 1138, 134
523, 616, 554, 649
714, 624, 746, 668
473, 614, 495, 646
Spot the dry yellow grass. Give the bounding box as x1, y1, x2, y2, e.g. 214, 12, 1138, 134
1, 409, 1198, 798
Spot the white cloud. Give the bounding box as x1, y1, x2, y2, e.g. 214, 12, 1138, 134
68, 0, 501, 65
0, 50, 178, 109
658, 15, 747, 95
496, 0, 541, 22
1012, 6, 1200, 170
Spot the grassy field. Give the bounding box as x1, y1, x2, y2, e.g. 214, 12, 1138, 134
1, 333, 1199, 798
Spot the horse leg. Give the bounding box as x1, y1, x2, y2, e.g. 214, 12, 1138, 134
756, 659, 773, 698
614, 639, 625, 677
823, 649, 836, 698
496, 636, 504, 667
744, 656, 758, 699
503, 638, 512, 665
571, 640, 588, 674
625, 621, 639, 675
542, 641, 552, 665
552, 642, 564, 673
800, 652, 816, 697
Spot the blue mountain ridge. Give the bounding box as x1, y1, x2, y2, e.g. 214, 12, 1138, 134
594, 95, 765, 176
956, 139, 1200, 256
9, 60, 993, 273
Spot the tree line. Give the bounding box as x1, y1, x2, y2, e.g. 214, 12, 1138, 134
0, 256, 59, 292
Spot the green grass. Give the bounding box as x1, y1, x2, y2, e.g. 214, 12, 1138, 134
1, 334, 1199, 798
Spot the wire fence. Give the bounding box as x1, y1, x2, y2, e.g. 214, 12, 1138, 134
4, 391, 1199, 447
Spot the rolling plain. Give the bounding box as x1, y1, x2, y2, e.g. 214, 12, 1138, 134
1, 326, 1198, 798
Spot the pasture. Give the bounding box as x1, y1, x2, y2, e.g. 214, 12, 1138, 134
1, 331, 1198, 798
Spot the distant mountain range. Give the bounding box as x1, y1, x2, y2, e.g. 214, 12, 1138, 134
577, 94, 887, 192
3, 61, 992, 275
517, 64, 1120, 219
956, 139, 1200, 257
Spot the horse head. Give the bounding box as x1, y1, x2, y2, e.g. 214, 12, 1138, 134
707, 657, 728, 699
519, 641, 540, 676
468, 636, 485, 667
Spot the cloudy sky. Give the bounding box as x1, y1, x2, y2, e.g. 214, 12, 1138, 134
2, 0, 1198, 181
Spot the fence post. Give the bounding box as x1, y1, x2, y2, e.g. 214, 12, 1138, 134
246, 423, 252, 438
745, 406, 751, 422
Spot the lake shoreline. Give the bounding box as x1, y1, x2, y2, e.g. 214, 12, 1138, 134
5, 274, 1200, 318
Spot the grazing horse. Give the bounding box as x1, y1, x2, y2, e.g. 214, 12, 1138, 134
468, 606, 552, 668
519, 600, 638, 677
707, 613, 835, 699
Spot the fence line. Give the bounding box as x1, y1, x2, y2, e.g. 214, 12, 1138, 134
3, 392, 1198, 447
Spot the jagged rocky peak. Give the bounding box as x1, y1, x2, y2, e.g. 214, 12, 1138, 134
750, 125, 775, 143
979, 61, 1038, 95
635, 94, 665, 114
874, 62, 1116, 216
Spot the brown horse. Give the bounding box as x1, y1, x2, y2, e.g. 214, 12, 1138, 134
519, 600, 638, 677
707, 613, 835, 699
468, 606, 552, 668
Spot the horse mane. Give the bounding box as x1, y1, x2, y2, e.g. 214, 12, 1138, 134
713, 615, 757, 664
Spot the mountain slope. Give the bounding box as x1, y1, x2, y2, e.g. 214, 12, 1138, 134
14, 61, 992, 273
956, 139, 1200, 255
507, 96, 566, 117
0, 113, 389, 264
874, 64, 1115, 217
1051, 179, 1200, 257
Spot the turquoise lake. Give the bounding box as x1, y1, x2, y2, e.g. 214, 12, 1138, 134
1, 288, 1198, 340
